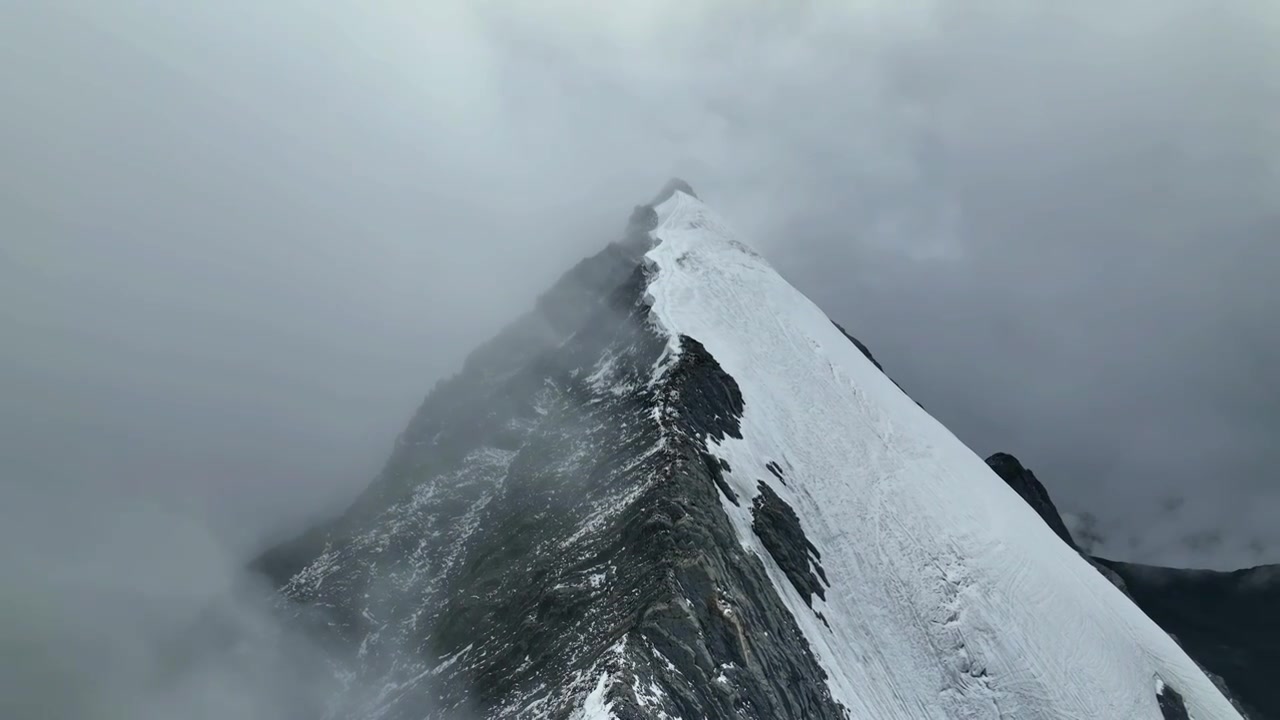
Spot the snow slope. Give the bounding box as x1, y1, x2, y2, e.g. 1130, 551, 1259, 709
642, 190, 1240, 719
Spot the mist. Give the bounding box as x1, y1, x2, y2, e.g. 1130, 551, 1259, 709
2, 0, 1278, 717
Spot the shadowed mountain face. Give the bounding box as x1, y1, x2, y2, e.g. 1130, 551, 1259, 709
985, 453, 1279, 719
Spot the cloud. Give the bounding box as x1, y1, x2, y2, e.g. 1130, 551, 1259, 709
774, 1, 1280, 568
2, 5, 1278, 712
0, 480, 343, 719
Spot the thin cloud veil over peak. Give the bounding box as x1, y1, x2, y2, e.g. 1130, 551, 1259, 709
1, 4, 1278, 715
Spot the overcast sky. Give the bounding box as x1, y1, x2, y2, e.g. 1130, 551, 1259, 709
3, 0, 1278, 585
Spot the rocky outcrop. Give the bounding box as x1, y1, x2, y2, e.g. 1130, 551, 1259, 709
750, 482, 829, 607
1158, 681, 1192, 720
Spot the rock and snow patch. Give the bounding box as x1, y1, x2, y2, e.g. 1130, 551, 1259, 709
571, 672, 616, 720
642, 190, 1241, 719
1156, 677, 1193, 720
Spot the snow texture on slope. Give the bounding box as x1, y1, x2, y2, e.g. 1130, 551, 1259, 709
643, 189, 1242, 720
1098, 558, 1280, 719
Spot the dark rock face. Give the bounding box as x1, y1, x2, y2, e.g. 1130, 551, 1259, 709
657, 335, 744, 443
705, 452, 739, 506
750, 482, 828, 607
984, 450, 1277, 719
252, 193, 847, 719
1157, 681, 1192, 720
765, 461, 787, 484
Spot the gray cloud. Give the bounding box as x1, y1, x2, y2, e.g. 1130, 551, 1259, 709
769, 1, 1280, 568
1, 1, 1278, 712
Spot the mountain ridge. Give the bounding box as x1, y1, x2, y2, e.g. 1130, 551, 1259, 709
254, 183, 1244, 719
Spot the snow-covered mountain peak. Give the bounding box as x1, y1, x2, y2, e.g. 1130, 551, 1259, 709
256, 184, 1243, 720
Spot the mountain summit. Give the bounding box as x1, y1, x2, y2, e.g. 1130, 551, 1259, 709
255, 185, 1241, 719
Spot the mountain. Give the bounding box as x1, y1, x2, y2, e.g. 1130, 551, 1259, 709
254, 182, 1242, 719
985, 452, 1279, 719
